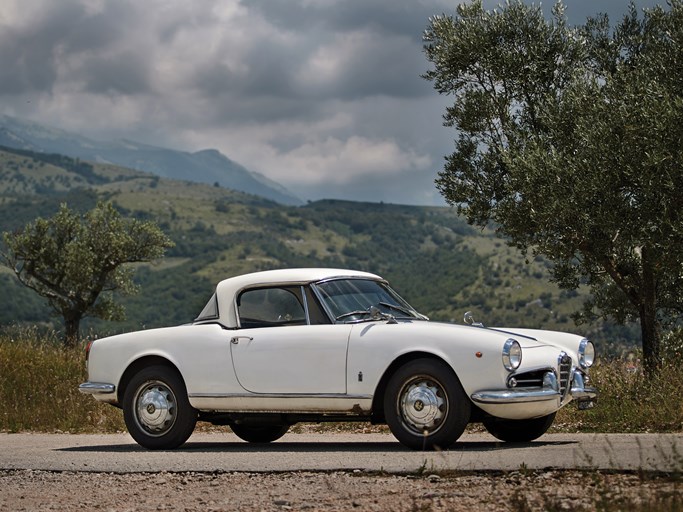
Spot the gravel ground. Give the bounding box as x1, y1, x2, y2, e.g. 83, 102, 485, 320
1, 469, 680, 512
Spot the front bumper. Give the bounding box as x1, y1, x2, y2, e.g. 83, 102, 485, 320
471, 370, 597, 408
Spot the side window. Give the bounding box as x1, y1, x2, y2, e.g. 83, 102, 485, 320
195, 293, 218, 322
237, 287, 306, 328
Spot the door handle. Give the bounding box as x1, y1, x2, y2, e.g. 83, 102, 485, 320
230, 336, 253, 344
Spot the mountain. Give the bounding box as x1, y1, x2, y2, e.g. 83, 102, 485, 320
0, 115, 302, 205
0, 145, 639, 352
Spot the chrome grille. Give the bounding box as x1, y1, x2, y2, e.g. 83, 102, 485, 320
508, 369, 546, 388
558, 352, 572, 398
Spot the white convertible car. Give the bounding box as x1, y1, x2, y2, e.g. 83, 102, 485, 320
80, 268, 597, 450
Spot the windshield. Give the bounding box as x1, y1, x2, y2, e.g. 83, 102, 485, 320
314, 278, 424, 323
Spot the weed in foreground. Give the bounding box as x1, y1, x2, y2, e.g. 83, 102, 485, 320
0, 326, 124, 433
554, 356, 683, 434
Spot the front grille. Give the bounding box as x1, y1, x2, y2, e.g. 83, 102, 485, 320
507, 354, 574, 397
508, 369, 546, 388
558, 352, 572, 398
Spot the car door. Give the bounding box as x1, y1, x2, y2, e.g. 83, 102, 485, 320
230, 286, 351, 394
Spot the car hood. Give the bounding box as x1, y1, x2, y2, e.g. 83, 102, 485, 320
488, 326, 585, 357
383, 320, 585, 356
423, 320, 546, 347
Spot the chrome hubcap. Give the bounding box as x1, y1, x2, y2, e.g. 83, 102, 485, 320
135, 381, 176, 436
400, 378, 446, 434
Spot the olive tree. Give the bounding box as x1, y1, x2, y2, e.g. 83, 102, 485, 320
423, 1, 683, 373
2, 202, 174, 346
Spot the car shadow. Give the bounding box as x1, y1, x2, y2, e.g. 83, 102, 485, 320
58, 439, 576, 454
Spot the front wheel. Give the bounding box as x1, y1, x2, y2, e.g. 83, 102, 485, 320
384, 358, 470, 450
482, 412, 556, 443
231, 424, 289, 443
123, 365, 197, 449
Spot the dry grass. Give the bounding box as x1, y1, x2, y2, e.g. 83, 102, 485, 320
555, 357, 683, 434
0, 327, 124, 433
1, 326, 682, 436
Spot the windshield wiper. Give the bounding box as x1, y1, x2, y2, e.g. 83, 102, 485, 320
336, 305, 399, 324
380, 302, 429, 320
335, 309, 373, 321
379, 301, 414, 317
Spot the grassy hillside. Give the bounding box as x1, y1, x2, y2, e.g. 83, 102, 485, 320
0, 146, 638, 351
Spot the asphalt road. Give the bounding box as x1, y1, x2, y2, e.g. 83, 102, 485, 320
1, 432, 681, 474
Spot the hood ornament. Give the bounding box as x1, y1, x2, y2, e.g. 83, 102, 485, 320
463, 311, 484, 328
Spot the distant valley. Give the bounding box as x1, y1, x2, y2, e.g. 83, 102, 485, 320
0, 144, 638, 353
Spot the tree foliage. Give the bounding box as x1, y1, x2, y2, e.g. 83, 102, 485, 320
2, 202, 174, 346
424, 0, 683, 372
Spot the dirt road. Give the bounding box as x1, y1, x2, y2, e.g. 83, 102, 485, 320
1, 468, 680, 511
1, 432, 681, 511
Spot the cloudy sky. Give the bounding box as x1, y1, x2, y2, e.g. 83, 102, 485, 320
0, 0, 664, 205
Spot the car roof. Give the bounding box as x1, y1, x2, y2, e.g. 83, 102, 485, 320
212, 268, 384, 327
216, 268, 382, 295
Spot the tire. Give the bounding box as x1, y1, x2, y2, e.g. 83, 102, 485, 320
482, 412, 556, 443
123, 365, 197, 450
231, 424, 289, 443
384, 358, 470, 450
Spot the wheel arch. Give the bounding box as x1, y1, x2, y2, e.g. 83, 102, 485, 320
117, 356, 184, 405
371, 351, 460, 423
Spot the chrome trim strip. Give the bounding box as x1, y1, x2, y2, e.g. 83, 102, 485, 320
571, 387, 598, 400
472, 371, 598, 405
188, 392, 373, 400
471, 388, 560, 404
507, 366, 556, 388
558, 352, 573, 400
570, 372, 598, 400
310, 282, 339, 324
510, 365, 555, 377
78, 382, 116, 395
300, 285, 312, 325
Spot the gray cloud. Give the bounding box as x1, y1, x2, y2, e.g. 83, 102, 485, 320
0, 1, 137, 94
79, 50, 151, 95
244, 0, 440, 39
0, 0, 668, 205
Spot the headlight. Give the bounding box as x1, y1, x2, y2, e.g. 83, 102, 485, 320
502, 339, 522, 371
578, 339, 595, 368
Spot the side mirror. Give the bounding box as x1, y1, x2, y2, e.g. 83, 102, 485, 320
464, 311, 484, 328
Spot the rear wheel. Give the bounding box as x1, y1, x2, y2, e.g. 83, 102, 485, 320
483, 412, 556, 443
123, 365, 197, 450
384, 358, 470, 450
231, 424, 289, 443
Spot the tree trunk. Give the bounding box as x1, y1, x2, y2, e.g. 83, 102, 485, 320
639, 248, 661, 375
639, 303, 661, 375
63, 314, 81, 348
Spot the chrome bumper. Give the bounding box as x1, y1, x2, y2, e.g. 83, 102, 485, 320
471, 371, 597, 407
78, 382, 116, 395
